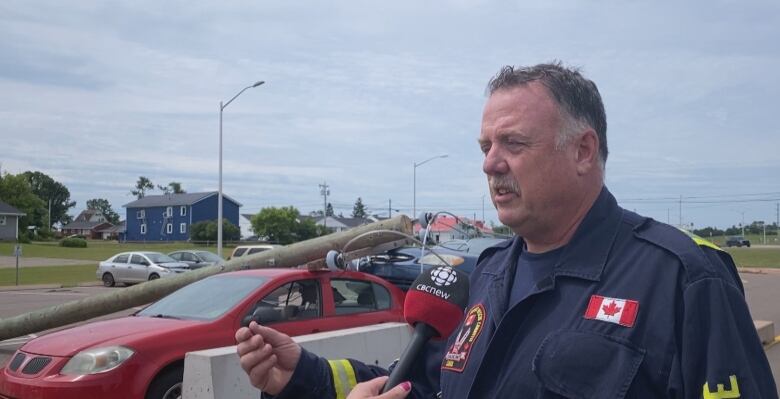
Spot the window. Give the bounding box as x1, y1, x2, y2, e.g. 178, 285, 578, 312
166, 223, 173, 234
249, 280, 321, 324
136, 210, 145, 219
331, 279, 381, 315
130, 254, 148, 265
165, 206, 173, 217
180, 223, 186, 234
180, 206, 187, 216
114, 254, 129, 263
248, 247, 270, 255
0, 216, 5, 226
181, 252, 197, 262
140, 224, 147, 234
169, 252, 182, 261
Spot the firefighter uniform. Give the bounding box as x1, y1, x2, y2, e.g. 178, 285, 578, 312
266, 188, 777, 399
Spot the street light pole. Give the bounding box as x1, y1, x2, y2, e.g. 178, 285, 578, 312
413, 154, 448, 218
218, 80, 264, 257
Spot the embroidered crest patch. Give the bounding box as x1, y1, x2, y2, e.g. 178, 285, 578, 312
442, 303, 485, 372
584, 295, 639, 327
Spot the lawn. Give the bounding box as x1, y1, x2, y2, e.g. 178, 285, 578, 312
724, 247, 780, 269
705, 234, 780, 247
0, 241, 229, 261
0, 264, 97, 286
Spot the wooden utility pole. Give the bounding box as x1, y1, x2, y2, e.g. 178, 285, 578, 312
0, 215, 413, 341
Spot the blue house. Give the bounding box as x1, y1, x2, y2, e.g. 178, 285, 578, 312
123, 192, 241, 241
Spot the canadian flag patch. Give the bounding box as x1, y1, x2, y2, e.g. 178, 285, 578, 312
584, 295, 639, 327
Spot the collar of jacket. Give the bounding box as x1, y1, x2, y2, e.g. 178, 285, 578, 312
479, 186, 623, 321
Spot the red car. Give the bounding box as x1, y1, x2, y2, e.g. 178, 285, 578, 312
0, 269, 405, 399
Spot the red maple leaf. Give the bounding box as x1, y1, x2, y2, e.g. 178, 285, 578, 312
602, 301, 622, 316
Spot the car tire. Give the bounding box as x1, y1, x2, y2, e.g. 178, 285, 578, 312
146, 365, 183, 399
746, 243, 751, 248
149, 274, 160, 281
102, 273, 115, 287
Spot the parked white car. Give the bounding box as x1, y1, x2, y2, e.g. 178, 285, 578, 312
96, 252, 191, 287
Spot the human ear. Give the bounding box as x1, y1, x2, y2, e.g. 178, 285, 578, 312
575, 129, 599, 175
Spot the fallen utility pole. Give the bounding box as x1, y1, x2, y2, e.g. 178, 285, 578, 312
0, 215, 413, 341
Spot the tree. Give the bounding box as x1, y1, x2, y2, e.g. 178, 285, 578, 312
86, 198, 120, 225
0, 173, 46, 234
251, 206, 320, 244
168, 182, 185, 194
131, 176, 154, 199
157, 182, 185, 195
22, 171, 76, 227
190, 219, 240, 242
352, 197, 367, 218
326, 203, 334, 217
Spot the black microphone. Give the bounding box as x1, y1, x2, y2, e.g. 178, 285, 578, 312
381, 266, 470, 393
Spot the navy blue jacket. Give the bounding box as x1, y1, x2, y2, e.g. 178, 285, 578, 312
268, 188, 777, 398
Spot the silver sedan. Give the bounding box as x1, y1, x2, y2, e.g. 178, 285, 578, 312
96, 252, 191, 287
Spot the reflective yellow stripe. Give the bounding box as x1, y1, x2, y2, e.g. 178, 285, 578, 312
340, 359, 358, 391
328, 359, 357, 399
677, 227, 723, 252
328, 360, 345, 399
692, 235, 722, 251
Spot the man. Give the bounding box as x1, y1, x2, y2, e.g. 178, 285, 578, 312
236, 62, 777, 398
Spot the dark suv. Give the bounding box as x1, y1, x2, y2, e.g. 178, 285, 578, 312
726, 236, 751, 248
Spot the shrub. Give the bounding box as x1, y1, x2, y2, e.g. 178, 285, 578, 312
60, 237, 87, 248
17, 235, 31, 244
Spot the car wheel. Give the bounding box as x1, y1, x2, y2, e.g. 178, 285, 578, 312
146, 366, 183, 399
746, 243, 751, 248
149, 274, 160, 281
102, 273, 115, 287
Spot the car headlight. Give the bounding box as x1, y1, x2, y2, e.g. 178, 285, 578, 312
61, 346, 135, 375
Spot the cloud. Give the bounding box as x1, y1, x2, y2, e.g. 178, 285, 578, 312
1, 0, 778, 231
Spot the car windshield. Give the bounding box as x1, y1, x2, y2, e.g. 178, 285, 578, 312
196, 251, 223, 262
144, 253, 177, 263
138, 275, 268, 320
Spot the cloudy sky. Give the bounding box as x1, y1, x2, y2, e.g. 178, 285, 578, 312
1, 0, 779, 234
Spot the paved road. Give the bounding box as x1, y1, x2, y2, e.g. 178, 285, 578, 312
0, 286, 141, 364
1, 272, 780, 392
0, 256, 94, 268
741, 269, 780, 389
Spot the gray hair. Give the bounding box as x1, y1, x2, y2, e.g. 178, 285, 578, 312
486, 62, 608, 168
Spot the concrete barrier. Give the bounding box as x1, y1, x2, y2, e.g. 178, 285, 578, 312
182, 320, 777, 399
182, 323, 412, 399
755, 320, 775, 345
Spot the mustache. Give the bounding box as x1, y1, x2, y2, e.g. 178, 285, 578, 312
488, 175, 519, 193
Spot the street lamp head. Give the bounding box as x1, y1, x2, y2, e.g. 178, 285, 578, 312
252, 81, 265, 87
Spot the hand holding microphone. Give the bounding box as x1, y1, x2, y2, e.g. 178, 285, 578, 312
382, 265, 470, 393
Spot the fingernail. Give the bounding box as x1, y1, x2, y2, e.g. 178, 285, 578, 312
400, 381, 411, 391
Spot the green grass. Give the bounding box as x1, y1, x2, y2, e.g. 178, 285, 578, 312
0, 241, 230, 261
723, 247, 780, 268
0, 264, 97, 286
704, 234, 780, 247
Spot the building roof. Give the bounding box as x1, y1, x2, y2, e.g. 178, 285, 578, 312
123, 192, 242, 208
0, 201, 25, 216
413, 215, 493, 234
99, 220, 126, 233
62, 220, 111, 230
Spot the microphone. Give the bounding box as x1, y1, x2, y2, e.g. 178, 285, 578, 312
381, 266, 470, 393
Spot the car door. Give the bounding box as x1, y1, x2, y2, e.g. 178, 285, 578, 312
129, 254, 149, 282
109, 253, 131, 282
181, 252, 200, 268
244, 278, 331, 336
